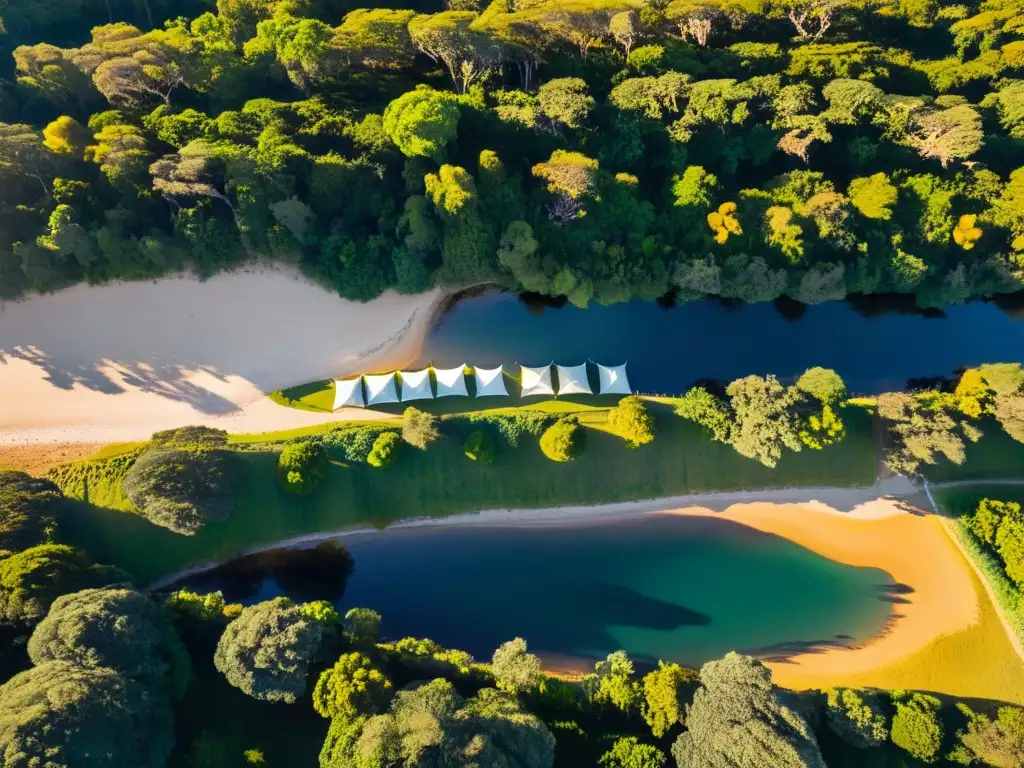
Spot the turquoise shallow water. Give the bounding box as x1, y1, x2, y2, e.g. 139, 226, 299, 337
200, 515, 897, 668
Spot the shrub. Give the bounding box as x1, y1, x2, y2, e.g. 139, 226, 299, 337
825, 688, 888, 748
402, 407, 440, 449
342, 607, 382, 647
891, 692, 943, 762
491, 638, 542, 695
312, 652, 392, 720
150, 426, 228, 448
0, 470, 63, 553
322, 425, 391, 462
367, 432, 400, 468
675, 387, 732, 442
609, 396, 655, 447
277, 441, 329, 494
165, 589, 237, 622
540, 417, 585, 462
599, 737, 666, 768
464, 430, 495, 464
796, 367, 848, 404
122, 447, 234, 535
467, 412, 551, 446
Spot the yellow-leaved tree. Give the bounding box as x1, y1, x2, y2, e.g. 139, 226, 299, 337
952, 214, 982, 249
707, 202, 741, 244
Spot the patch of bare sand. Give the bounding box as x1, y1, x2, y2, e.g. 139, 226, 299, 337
0, 267, 443, 445
669, 499, 979, 691
0, 443, 106, 475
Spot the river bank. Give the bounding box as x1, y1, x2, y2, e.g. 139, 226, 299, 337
0, 266, 443, 448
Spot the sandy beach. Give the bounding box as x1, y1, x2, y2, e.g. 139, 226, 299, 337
0, 267, 443, 447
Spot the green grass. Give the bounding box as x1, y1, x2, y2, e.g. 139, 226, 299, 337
87, 441, 149, 460
269, 379, 336, 413
921, 418, 1024, 483
57, 403, 877, 584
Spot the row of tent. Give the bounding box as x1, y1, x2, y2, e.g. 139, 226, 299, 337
332, 362, 631, 410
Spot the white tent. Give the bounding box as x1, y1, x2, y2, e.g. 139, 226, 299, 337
596, 363, 632, 395
520, 364, 555, 397
364, 372, 400, 405
399, 369, 433, 401
473, 365, 508, 397
332, 377, 365, 410
556, 363, 592, 395
434, 365, 469, 398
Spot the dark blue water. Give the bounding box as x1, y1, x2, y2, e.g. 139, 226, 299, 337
200, 516, 896, 669
414, 290, 1024, 395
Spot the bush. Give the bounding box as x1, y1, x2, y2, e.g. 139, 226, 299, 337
467, 412, 551, 446
825, 688, 888, 748
122, 447, 234, 535
277, 441, 328, 493
609, 396, 655, 447
150, 426, 228, 448
891, 692, 943, 762
464, 430, 495, 464
0, 470, 64, 553
540, 417, 585, 462
402, 407, 440, 449
796, 367, 848, 404
367, 432, 400, 468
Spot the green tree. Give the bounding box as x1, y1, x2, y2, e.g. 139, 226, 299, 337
409, 12, 501, 94
277, 440, 328, 493
0, 471, 63, 553
950, 703, 1024, 768
402, 406, 440, 449
491, 637, 542, 695
537, 78, 595, 129
608, 396, 655, 448
824, 688, 888, 748
214, 597, 330, 703
891, 692, 943, 762
848, 173, 898, 220
367, 431, 401, 468
0, 661, 174, 768
313, 652, 392, 720
382, 86, 460, 160
582, 650, 642, 715
672, 653, 826, 768
907, 105, 983, 167
726, 375, 802, 467
27, 586, 189, 697
795, 367, 847, 404
674, 387, 732, 442
600, 736, 666, 768
642, 661, 697, 738
342, 607, 382, 647
540, 417, 585, 462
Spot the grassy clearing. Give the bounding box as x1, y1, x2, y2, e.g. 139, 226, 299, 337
57, 402, 876, 584
88, 441, 149, 461
922, 419, 1024, 482
268, 379, 336, 413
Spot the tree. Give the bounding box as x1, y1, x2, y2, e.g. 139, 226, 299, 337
609, 10, 640, 57
313, 652, 392, 720
277, 440, 328, 493
600, 736, 666, 768
848, 173, 897, 220
707, 202, 741, 245
537, 78, 595, 129
491, 637, 542, 694
951, 704, 1024, 768
93, 49, 185, 107
122, 446, 234, 535
342, 607, 382, 647
891, 692, 943, 762
531, 150, 599, 224
409, 12, 501, 94
779, 0, 845, 40
0, 661, 174, 768
877, 392, 966, 474
642, 661, 697, 738
368, 431, 401, 468
609, 396, 655, 448
244, 13, 335, 90
425, 164, 477, 215
402, 406, 440, 449
333, 8, 416, 70
0, 124, 51, 198
382, 86, 460, 160
42, 116, 88, 156
952, 214, 982, 250
824, 688, 888, 748
674, 387, 732, 442
907, 105, 983, 167
0, 544, 127, 626
795, 367, 847, 404
27, 587, 189, 697
214, 597, 332, 703
672, 653, 826, 768
666, 0, 726, 47
531, 0, 624, 59
0, 471, 63, 553
540, 417, 585, 461
725, 376, 802, 467
582, 650, 642, 714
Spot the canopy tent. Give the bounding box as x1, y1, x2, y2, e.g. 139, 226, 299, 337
434, 365, 469, 398
364, 372, 399, 405
473, 365, 508, 397
332, 377, 365, 410
556, 363, 593, 395
520, 364, 555, 397
399, 369, 433, 401
596, 363, 632, 395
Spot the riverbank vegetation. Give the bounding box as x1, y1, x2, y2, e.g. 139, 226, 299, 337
2, 0, 1024, 309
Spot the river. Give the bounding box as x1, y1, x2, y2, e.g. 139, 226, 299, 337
182, 516, 896, 669
415, 289, 1024, 394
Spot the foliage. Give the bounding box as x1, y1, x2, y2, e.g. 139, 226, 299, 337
491, 637, 542, 695
582, 650, 642, 715
824, 688, 888, 748
964, 498, 1024, 587
950, 703, 1024, 768
675, 387, 732, 442
0, 543, 127, 625
342, 607, 382, 648
463, 430, 495, 464
642, 661, 697, 738
122, 446, 234, 535
312, 652, 392, 720
539, 417, 585, 462
726, 375, 802, 468
890, 691, 943, 762
367, 431, 401, 468
877, 391, 970, 475
277, 440, 328, 493
214, 596, 329, 703
795, 368, 847, 404
402, 407, 440, 449
671, 653, 826, 768
609, 396, 655, 448
0, 470, 62, 553
165, 588, 237, 622
0, 661, 174, 768
599, 736, 666, 768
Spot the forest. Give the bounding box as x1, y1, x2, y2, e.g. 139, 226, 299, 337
0, 0, 1022, 306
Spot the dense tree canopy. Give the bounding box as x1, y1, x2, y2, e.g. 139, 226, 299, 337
0, 470, 63, 554
0, 0, 1022, 308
